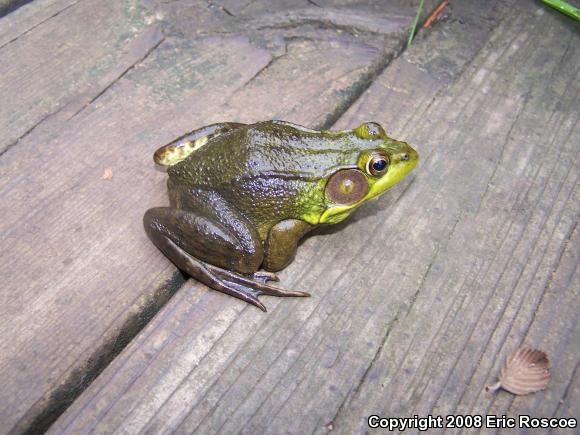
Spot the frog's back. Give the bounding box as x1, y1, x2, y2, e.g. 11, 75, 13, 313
168, 121, 359, 187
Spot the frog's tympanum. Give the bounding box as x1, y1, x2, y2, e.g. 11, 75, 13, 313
144, 121, 418, 311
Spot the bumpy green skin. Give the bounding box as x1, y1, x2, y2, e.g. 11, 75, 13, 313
144, 120, 418, 310
167, 120, 417, 238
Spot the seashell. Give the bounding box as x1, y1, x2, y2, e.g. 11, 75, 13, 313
486, 347, 551, 395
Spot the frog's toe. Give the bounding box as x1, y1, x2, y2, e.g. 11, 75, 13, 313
253, 282, 310, 298
226, 272, 309, 298
250, 271, 280, 283
214, 279, 268, 312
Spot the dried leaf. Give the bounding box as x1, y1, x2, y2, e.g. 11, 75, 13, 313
102, 167, 113, 180
486, 347, 551, 395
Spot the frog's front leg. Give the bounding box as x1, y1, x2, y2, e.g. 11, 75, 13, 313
263, 219, 315, 271
143, 206, 309, 311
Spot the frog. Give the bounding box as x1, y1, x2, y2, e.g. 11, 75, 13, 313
144, 120, 418, 311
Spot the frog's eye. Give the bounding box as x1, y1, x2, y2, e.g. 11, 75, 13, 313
355, 122, 386, 140
326, 169, 369, 205
366, 151, 390, 176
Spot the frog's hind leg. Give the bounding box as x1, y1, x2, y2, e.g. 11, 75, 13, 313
154, 122, 245, 167
144, 206, 308, 311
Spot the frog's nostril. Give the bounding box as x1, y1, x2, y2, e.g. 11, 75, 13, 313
401, 153, 409, 161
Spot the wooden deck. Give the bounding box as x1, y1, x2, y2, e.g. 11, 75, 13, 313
0, 0, 578, 433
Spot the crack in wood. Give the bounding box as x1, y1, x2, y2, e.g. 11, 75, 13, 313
520, 185, 579, 341
239, 54, 281, 88
0, 110, 57, 157
553, 358, 580, 418
306, 0, 322, 8
9, 271, 186, 435
319, 50, 401, 130
69, 34, 166, 120
324, 184, 457, 429
0, 0, 83, 50
328, 309, 401, 429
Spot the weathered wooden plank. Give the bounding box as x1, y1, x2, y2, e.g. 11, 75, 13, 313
489, 224, 579, 426
333, 1, 580, 431
0, 0, 166, 154
0, 0, 426, 154
0, 1, 428, 433
47, 1, 579, 434
0, 32, 271, 435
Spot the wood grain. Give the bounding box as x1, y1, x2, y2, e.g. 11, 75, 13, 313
0, 0, 433, 433
47, 1, 580, 434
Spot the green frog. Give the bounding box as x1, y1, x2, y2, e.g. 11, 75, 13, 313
144, 120, 418, 311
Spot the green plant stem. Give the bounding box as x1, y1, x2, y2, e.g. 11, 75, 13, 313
407, 0, 425, 48
541, 0, 580, 21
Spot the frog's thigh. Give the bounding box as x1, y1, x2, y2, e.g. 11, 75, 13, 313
144, 207, 263, 274
263, 219, 314, 272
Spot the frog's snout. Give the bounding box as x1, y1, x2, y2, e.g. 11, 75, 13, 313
397, 142, 419, 170
406, 144, 419, 165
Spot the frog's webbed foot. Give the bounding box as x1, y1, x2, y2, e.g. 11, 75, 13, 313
205, 264, 308, 311
148, 231, 308, 311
